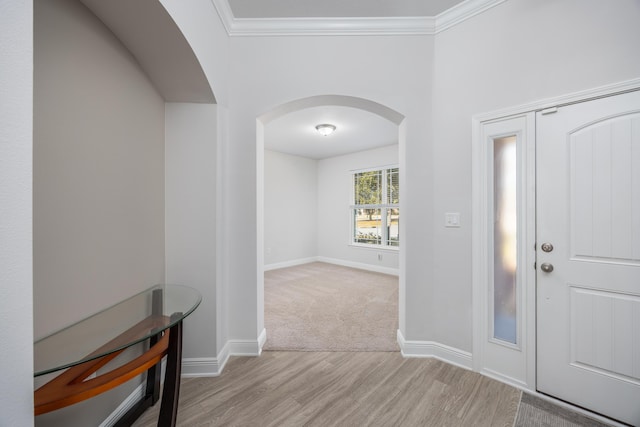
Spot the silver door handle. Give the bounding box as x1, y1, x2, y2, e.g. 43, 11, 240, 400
541, 242, 554, 252
540, 263, 554, 273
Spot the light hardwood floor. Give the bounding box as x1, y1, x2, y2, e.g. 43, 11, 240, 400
132, 351, 521, 426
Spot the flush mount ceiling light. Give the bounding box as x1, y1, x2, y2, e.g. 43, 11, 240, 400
315, 123, 336, 136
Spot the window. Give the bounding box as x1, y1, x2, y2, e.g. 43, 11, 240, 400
351, 167, 399, 247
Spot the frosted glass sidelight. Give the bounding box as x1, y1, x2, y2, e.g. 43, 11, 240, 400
493, 136, 517, 344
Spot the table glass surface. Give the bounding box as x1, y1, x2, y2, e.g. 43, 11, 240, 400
34, 285, 201, 377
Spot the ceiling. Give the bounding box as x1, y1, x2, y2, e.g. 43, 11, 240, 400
265, 106, 398, 160
228, 0, 467, 19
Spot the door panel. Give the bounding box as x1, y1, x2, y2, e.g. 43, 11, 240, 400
571, 113, 640, 263
537, 90, 640, 426
570, 287, 640, 383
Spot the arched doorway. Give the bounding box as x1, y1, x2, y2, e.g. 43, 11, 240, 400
256, 95, 406, 350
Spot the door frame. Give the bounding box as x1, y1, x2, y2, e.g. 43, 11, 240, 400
472, 77, 640, 394
472, 113, 536, 389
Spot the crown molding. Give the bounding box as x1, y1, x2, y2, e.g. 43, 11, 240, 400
231, 16, 436, 37
211, 0, 505, 37
211, 0, 235, 35
435, 0, 507, 33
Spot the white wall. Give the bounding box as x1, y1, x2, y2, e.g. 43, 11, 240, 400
165, 103, 220, 364
317, 145, 399, 272
160, 0, 230, 107
160, 0, 232, 360
264, 150, 318, 266
222, 0, 640, 354
431, 0, 640, 351
227, 34, 434, 342
7, 4, 639, 423
33, 0, 165, 424
264, 145, 400, 273
0, 0, 34, 425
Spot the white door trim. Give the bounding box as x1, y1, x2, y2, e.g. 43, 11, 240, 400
474, 77, 640, 123
472, 77, 640, 392
472, 113, 536, 390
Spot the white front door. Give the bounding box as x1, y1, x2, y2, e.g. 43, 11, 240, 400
537, 90, 640, 425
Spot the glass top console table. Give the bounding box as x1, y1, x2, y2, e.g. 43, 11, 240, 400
34, 285, 201, 427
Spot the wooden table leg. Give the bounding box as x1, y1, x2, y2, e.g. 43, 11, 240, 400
158, 315, 183, 427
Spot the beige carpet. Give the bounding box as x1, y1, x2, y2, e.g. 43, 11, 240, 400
263, 262, 399, 352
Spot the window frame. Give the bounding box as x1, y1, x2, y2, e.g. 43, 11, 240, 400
349, 165, 399, 250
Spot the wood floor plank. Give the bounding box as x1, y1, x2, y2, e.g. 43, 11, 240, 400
374, 363, 449, 425
488, 382, 522, 427
132, 352, 521, 427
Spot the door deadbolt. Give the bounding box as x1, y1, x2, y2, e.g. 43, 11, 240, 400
541, 243, 554, 253
540, 263, 554, 273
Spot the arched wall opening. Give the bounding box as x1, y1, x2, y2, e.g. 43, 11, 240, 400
256, 94, 407, 344
33, 0, 220, 424
34, 0, 219, 336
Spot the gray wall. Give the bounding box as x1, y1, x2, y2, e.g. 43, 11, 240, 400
34, 0, 165, 424
34, 0, 165, 338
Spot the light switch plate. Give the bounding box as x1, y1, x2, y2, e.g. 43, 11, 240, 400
445, 212, 461, 228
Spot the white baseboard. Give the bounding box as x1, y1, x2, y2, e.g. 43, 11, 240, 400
480, 367, 529, 391
99, 382, 146, 427
264, 257, 318, 271
258, 328, 267, 353
182, 355, 226, 377
264, 255, 399, 276
397, 330, 472, 370
227, 328, 266, 356
317, 256, 399, 276
182, 329, 265, 377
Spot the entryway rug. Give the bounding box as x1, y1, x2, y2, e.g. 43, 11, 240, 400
515, 393, 613, 427
263, 262, 399, 352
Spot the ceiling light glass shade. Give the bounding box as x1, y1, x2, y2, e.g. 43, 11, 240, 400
315, 123, 336, 136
